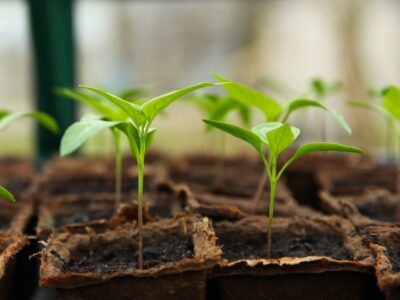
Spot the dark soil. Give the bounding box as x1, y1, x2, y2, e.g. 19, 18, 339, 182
386, 232, 400, 273
215, 222, 352, 261
45, 174, 154, 196
285, 171, 321, 209
64, 231, 194, 273
358, 201, 400, 222
53, 210, 114, 229
0, 178, 31, 197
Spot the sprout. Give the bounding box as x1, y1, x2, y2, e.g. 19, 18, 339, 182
348, 85, 400, 159
203, 119, 363, 257
61, 82, 223, 269
58, 87, 148, 213
0, 110, 59, 202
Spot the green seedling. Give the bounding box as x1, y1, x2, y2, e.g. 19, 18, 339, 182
348, 86, 400, 159
0, 110, 59, 202
61, 82, 223, 269
57, 87, 148, 214
204, 119, 362, 257
213, 75, 351, 208
189, 93, 251, 184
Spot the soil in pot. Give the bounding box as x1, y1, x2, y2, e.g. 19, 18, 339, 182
317, 164, 399, 196
207, 215, 382, 300
0, 158, 35, 199
0, 235, 28, 300
320, 189, 400, 223
37, 184, 186, 239
39, 217, 221, 300
358, 223, 400, 299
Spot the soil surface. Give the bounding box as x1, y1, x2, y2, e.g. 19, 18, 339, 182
47, 174, 153, 195
358, 201, 400, 222
214, 221, 352, 261
53, 210, 114, 229
64, 230, 194, 273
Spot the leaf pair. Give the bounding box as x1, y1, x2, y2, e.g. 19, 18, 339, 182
203, 119, 362, 174
213, 74, 351, 134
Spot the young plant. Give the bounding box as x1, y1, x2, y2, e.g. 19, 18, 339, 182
213, 75, 351, 207
204, 119, 362, 257
0, 110, 59, 202
348, 85, 400, 159
61, 82, 223, 269
57, 87, 147, 214
188, 93, 251, 183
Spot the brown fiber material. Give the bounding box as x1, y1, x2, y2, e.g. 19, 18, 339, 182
180, 182, 321, 221
0, 202, 33, 235
39, 216, 221, 300
358, 222, 400, 299
317, 164, 399, 196
320, 189, 400, 223
31, 159, 167, 200
207, 215, 381, 300
0, 235, 28, 300
37, 183, 188, 239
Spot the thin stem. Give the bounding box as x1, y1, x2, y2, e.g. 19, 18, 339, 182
114, 131, 122, 214
267, 177, 277, 258
253, 169, 268, 213
137, 150, 145, 270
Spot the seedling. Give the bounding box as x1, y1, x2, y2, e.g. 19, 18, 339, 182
61, 82, 223, 269
348, 86, 400, 159
0, 110, 59, 202
204, 119, 362, 257
58, 87, 148, 213
189, 93, 251, 183
213, 75, 351, 207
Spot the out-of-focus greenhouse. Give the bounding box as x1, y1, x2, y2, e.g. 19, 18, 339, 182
1, 0, 399, 158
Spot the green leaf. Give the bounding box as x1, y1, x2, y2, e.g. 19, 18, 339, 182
56, 88, 124, 120
145, 128, 156, 153
214, 74, 282, 121
119, 87, 148, 101
60, 117, 121, 156
284, 99, 351, 133
348, 100, 393, 121
291, 142, 363, 161
0, 110, 9, 120
252, 123, 299, 156
80, 85, 145, 126
142, 82, 222, 123
0, 186, 15, 202
116, 122, 141, 157
0, 112, 59, 133
383, 86, 400, 120
203, 119, 262, 152
311, 78, 341, 99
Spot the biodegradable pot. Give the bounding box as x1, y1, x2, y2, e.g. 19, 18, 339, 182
319, 189, 400, 223
37, 183, 187, 239
0, 202, 33, 235
208, 215, 382, 300
358, 222, 400, 299
32, 163, 166, 199
0, 235, 28, 300
39, 216, 221, 300
317, 164, 399, 196
277, 152, 367, 209
181, 183, 321, 222
167, 154, 264, 197
0, 158, 35, 200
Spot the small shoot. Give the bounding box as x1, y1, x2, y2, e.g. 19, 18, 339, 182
213, 75, 351, 208
65, 82, 224, 269
204, 119, 362, 257
0, 109, 59, 202
348, 85, 400, 159
58, 86, 148, 214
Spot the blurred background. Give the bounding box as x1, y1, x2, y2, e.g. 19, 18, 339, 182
1, 0, 400, 158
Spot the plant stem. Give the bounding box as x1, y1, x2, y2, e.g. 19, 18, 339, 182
267, 179, 276, 258
253, 169, 268, 213
137, 153, 144, 269
114, 131, 122, 214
